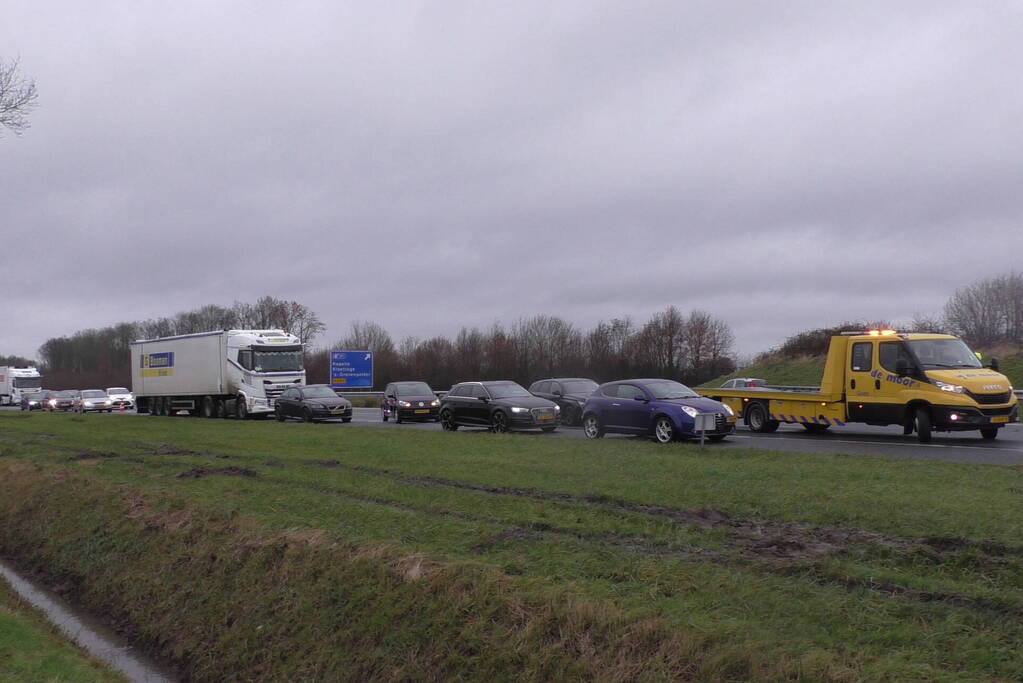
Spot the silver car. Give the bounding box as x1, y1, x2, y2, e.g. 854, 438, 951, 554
74, 389, 114, 413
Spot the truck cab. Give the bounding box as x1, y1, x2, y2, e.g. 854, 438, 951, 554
0, 366, 43, 406
701, 330, 1018, 442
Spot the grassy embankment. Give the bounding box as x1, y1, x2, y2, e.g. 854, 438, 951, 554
705, 348, 1023, 389
1, 412, 1022, 680
0, 574, 124, 682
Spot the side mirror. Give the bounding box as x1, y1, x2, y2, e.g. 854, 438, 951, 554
990, 357, 1000, 372
552, 390, 563, 397
478, 396, 489, 403
634, 394, 647, 402
895, 359, 909, 377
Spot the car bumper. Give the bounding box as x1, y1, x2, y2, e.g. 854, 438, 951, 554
931, 404, 1018, 430
508, 412, 560, 429
391, 407, 439, 420
679, 414, 737, 437
312, 408, 353, 419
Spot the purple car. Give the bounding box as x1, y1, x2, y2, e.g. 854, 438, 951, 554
581, 378, 737, 443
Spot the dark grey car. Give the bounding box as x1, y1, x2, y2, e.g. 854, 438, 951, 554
275, 384, 353, 423
528, 378, 598, 426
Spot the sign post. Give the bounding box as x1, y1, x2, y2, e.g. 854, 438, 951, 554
329, 351, 374, 389
694, 413, 716, 447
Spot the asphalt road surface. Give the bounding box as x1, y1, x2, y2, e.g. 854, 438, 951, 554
6, 405, 1023, 466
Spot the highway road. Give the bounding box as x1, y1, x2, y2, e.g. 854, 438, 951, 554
6, 405, 1023, 465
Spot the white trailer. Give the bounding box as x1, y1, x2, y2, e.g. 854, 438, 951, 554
130, 329, 305, 418
0, 366, 43, 406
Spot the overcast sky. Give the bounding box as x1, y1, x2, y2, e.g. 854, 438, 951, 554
3, 1, 1022, 360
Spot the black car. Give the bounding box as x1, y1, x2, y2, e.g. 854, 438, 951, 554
275, 384, 353, 423
381, 381, 440, 423
20, 390, 50, 411
439, 381, 560, 433
528, 378, 598, 426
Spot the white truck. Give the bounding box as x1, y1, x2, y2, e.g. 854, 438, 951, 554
130, 329, 305, 418
0, 366, 43, 406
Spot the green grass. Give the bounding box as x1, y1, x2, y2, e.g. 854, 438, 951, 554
0, 575, 124, 682
1, 412, 1023, 680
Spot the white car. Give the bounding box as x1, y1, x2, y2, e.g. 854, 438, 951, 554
106, 387, 135, 410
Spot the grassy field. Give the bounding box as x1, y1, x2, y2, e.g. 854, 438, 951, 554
0, 574, 124, 682
1, 411, 1022, 680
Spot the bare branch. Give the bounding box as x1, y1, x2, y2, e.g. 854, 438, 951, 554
0, 57, 39, 136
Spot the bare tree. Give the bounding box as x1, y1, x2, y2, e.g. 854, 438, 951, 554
944, 273, 1023, 345
1, 58, 38, 136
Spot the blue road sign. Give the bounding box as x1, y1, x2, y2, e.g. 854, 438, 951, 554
330, 350, 373, 388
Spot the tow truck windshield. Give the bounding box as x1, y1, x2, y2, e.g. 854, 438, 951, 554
906, 339, 983, 370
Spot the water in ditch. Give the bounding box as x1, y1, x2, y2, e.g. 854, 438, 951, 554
0, 559, 178, 682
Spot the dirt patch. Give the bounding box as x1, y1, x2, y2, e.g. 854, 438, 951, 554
153, 443, 198, 456
66, 450, 120, 462
176, 466, 259, 479
307, 459, 341, 468
470, 528, 542, 553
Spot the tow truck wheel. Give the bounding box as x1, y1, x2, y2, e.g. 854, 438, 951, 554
914, 407, 932, 443
802, 423, 830, 434
980, 427, 998, 440
746, 402, 779, 433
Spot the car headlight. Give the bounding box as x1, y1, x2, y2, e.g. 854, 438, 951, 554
430, 399, 439, 407
553, 405, 561, 412
722, 403, 735, 416
84, 401, 94, 407
510, 406, 530, 414
681, 406, 699, 418
48, 399, 57, 406
399, 400, 411, 408
935, 381, 965, 394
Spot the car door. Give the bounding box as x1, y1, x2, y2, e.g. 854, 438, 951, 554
445, 385, 473, 424
279, 388, 300, 418
467, 384, 492, 425
846, 340, 890, 423
614, 384, 653, 432
602, 383, 638, 431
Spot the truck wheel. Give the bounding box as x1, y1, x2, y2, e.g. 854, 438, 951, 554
235, 396, 248, 420
802, 423, 830, 434
202, 396, 217, 418
914, 407, 932, 443
218, 400, 230, 418
746, 402, 779, 433
980, 427, 998, 440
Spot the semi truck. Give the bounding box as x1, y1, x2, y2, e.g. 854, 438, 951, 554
700, 330, 1018, 443
0, 366, 43, 406
131, 329, 305, 418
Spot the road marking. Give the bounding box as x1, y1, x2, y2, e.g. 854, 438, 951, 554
728, 433, 1023, 453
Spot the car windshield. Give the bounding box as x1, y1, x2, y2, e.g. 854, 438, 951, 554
645, 380, 700, 399
108, 387, 129, 394
82, 390, 107, 398
396, 382, 433, 396
561, 380, 598, 394
54, 391, 75, 398
303, 386, 337, 399
906, 339, 983, 369
253, 350, 304, 372
486, 382, 532, 399
25, 392, 46, 400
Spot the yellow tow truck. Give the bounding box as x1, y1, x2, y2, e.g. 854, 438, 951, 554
700, 330, 1018, 442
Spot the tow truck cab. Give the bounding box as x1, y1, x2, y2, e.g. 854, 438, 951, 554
703, 331, 1018, 442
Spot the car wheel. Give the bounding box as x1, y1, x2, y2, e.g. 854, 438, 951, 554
275, 406, 286, 422
745, 402, 779, 433
915, 407, 932, 443
342, 418, 352, 423
440, 409, 458, 431
653, 416, 676, 443
491, 411, 509, 433
382, 410, 389, 422
582, 414, 604, 439
235, 395, 248, 420
302, 407, 313, 423
395, 411, 403, 424
980, 427, 998, 440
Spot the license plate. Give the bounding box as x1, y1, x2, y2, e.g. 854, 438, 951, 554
991, 416, 1009, 424
539, 414, 553, 421
415, 409, 429, 414
331, 408, 347, 415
